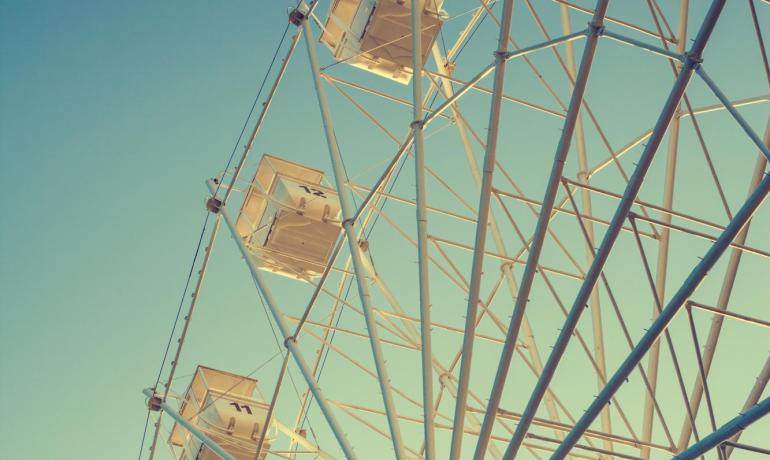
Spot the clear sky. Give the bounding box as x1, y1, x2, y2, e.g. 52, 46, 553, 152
1, 1, 769, 459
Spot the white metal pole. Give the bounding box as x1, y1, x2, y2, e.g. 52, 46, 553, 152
449, 0, 515, 458
206, 179, 358, 460
411, 2, 436, 458
299, 12, 406, 459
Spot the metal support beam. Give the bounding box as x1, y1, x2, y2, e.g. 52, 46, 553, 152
724, 441, 770, 456
725, 352, 770, 457
504, 2, 728, 457
336, 33, 587, 230
559, 5, 611, 455
429, 43, 566, 447
696, 67, 770, 155
553, 143, 770, 457
475, 2, 610, 458
207, 180, 358, 460
424, 30, 587, 126
301, 15, 406, 459
449, 1, 515, 457
673, 397, 770, 460
677, 119, 770, 451
552, 0, 676, 43
142, 388, 237, 460
411, 2, 436, 458
601, 29, 684, 62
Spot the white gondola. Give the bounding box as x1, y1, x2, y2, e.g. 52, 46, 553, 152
235, 154, 341, 280
320, 0, 445, 84
169, 366, 273, 460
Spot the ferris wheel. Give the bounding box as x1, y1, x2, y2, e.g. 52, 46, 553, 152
138, 1, 770, 459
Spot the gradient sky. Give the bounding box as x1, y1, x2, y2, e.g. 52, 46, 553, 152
1, 1, 769, 459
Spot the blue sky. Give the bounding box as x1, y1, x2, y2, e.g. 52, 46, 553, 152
1, 1, 769, 459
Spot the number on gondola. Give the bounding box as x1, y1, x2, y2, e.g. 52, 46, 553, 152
298, 185, 327, 198
229, 402, 253, 415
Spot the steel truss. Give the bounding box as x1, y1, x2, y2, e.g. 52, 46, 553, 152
143, 1, 770, 459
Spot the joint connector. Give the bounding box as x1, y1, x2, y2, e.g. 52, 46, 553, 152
500, 262, 515, 273
341, 218, 355, 228
284, 336, 297, 349
358, 239, 369, 252
148, 394, 163, 412
288, 8, 306, 26
410, 120, 425, 130
494, 50, 507, 61
206, 197, 223, 214
684, 52, 704, 66
587, 22, 605, 36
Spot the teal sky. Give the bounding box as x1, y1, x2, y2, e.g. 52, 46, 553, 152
1, 1, 769, 459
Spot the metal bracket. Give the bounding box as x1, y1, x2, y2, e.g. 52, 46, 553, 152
289, 1, 309, 26
499, 262, 515, 273
206, 197, 223, 214
684, 51, 704, 65
358, 239, 369, 252
588, 21, 605, 36
148, 394, 162, 412
289, 9, 306, 26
